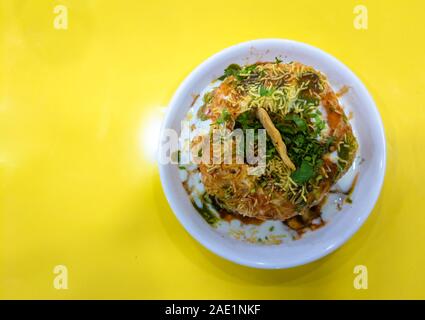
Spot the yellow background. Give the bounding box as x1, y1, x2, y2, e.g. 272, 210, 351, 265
0, 0, 424, 299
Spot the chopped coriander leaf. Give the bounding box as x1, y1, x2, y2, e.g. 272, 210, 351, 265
298, 95, 320, 106
199, 111, 209, 121
266, 141, 277, 160
337, 142, 351, 170
239, 65, 256, 76
285, 114, 307, 132
216, 109, 231, 124
218, 64, 257, 81
192, 200, 219, 225
203, 91, 213, 103
325, 136, 335, 150
197, 104, 208, 120
259, 85, 274, 97
234, 110, 262, 130
218, 64, 241, 80
291, 160, 314, 184
312, 112, 326, 134
275, 122, 296, 135
275, 57, 282, 64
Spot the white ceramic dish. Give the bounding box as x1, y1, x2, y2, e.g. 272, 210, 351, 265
159, 39, 386, 269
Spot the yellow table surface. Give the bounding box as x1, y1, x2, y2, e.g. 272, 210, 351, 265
1, 0, 424, 299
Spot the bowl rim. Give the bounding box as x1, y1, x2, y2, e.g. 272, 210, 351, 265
159, 38, 386, 269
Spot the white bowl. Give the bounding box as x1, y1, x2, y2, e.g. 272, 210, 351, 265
159, 39, 386, 269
